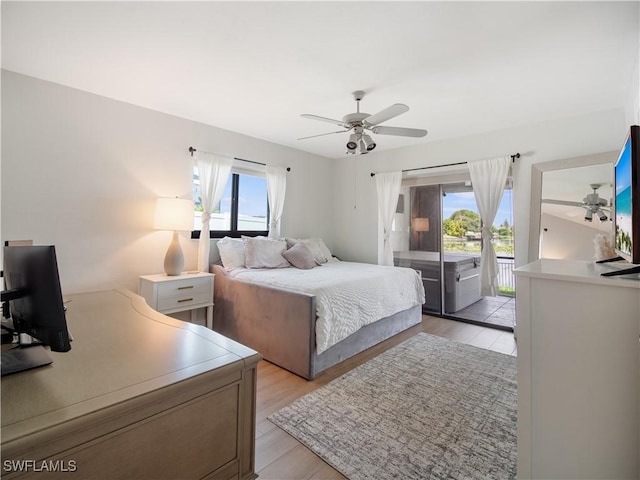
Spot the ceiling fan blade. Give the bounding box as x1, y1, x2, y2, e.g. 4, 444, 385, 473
364, 104, 409, 126
301, 114, 347, 127
370, 125, 428, 137
541, 199, 584, 207
297, 130, 346, 140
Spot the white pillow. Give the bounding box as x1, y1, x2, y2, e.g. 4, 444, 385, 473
302, 238, 329, 264
217, 237, 246, 271
244, 237, 290, 269
316, 238, 333, 262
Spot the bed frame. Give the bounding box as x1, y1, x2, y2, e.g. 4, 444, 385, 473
211, 264, 422, 380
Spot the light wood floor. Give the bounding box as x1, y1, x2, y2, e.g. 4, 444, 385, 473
255, 315, 517, 480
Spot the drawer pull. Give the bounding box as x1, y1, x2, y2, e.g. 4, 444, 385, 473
177, 298, 194, 303
178, 285, 194, 290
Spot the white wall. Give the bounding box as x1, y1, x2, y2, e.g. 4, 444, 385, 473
1, 70, 334, 294
625, 6, 640, 126
332, 108, 626, 267
626, 55, 640, 126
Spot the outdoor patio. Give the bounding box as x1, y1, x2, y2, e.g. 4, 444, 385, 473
452, 295, 515, 330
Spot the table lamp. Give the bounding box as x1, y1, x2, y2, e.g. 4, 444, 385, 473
412, 217, 430, 232
154, 197, 194, 276
412, 217, 430, 250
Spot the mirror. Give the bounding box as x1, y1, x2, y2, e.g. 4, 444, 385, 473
528, 152, 616, 263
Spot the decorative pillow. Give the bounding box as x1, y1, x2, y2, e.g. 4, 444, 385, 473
285, 237, 332, 264
285, 237, 299, 249
282, 242, 318, 269
217, 237, 246, 271
243, 237, 290, 269
316, 238, 333, 262
302, 238, 328, 264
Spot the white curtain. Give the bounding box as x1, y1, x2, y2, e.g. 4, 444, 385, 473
468, 156, 511, 296
266, 166, 287, 238
375, 171, 402, 266
195, 152, 233, 272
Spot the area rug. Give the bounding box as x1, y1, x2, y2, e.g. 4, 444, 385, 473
269, 333, 516, 480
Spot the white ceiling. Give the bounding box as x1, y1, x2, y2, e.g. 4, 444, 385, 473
2, 1, 639, 159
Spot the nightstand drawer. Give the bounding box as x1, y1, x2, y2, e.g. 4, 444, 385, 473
157, 292, 212, 312
138, 272, 215, 329
156, 277, 212, 299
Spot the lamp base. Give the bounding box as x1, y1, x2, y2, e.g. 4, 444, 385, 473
164, 231, 184, 276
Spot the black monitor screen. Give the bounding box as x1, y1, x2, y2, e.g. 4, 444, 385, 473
3, 245, 71, 352
613, 125, 640, 264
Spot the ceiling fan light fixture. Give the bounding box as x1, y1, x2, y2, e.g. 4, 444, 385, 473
346, 133, 358, 153
362, 134, 376, 152
584, 209, 593, 222
597, 210, 608, 222
300, 90, 426, 155
358, 137, 368, 154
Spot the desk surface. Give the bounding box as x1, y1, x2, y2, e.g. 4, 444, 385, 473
1, 289, 260, 444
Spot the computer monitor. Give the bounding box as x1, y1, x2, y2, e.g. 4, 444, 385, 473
600, 125, 640, 277
1, 245, 71, 375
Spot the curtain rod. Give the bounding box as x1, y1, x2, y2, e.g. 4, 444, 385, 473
370, 153, 520, 177
188, 146, 291, 172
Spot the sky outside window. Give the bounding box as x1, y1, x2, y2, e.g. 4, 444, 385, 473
443, 189, 513, 227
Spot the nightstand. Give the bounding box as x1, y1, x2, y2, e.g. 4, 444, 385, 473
138, 272, 214, 329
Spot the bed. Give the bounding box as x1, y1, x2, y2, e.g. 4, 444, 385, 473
211, 237, 425, 379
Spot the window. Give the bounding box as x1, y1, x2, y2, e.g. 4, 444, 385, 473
192, 167, 269, 238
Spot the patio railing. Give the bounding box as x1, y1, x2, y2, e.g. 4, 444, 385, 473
497, 256, 515, 296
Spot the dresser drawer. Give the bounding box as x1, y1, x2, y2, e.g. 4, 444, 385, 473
156, 276, 212, 299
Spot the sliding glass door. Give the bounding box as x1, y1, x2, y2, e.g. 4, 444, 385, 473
393, 185, 443, 315
392, 177, 515, 331
441, 182, 515, 330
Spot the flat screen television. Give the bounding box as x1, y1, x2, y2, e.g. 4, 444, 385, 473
1, 245, 71, 375
601, 125, 640, 277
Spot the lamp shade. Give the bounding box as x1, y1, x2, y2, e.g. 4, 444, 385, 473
154, 197, 194, 231
412, 217, 430, 232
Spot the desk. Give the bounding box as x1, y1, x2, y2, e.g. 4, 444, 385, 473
1, 289, 261, 479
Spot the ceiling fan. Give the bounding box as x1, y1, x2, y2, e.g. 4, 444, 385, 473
542, 183, 611, 222
299, 90, 428, 155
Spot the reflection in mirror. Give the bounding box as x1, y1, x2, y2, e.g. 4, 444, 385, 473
528, 152, 616, 263
540, 163, 613, 261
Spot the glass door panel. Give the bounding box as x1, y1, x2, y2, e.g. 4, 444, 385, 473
394, 185, 442, 316
442, 183, 515, 330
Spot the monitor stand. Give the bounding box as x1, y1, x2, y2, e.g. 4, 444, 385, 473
596, 256, 640, 277
601, 265, 640, 277
1, 345, 53, 376
1, 322, 52, 376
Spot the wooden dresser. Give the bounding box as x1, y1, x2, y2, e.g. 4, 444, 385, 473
1, 289, 261, 479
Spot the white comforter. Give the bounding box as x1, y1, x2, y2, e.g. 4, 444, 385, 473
229, 261, 425, 354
